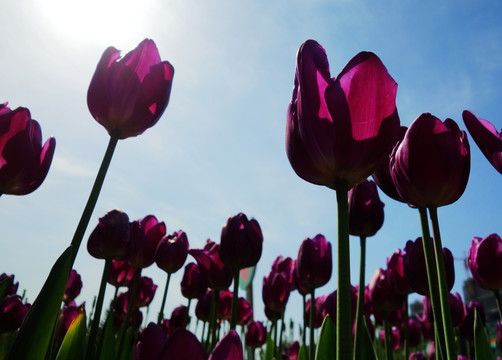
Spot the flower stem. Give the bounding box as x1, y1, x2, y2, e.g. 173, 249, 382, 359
230, 270, 240, 330
116, 268, 141, 360
403, 295, 409, 360
70, 136, 118, 264
185, 298, 192, 329
309, 289, 316, 360
157, 272, 172, 325
86, 258, 111, 360
210, 289, 220, 350
302, 293, 306, 346
492, 290, 502, 321
353, 235, 366, 360
335, 182, 352, 360
428, 207, 456, 359
418, 207, 447, 359
383, 312, 392, 360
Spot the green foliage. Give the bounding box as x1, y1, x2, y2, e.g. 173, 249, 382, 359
358, 318, 377, 360
265, 335, 275, 360
98, 312, 116, 360
315, 315, 336, 360
474, 308, 495, 360
55, 306, 86, 360
297, 343, 308, 360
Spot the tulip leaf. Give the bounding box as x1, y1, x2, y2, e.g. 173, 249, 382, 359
358, 317, 376, 360
98, 311, 116, 360
0, 333, 16, 360
297, 344, 308, 360
474, 308, 494, 360
56, 306, 86, 360
264, 335, 274, 360
118, 327, 135, 360
8, 246, 73, 360
315, 314, 336, 360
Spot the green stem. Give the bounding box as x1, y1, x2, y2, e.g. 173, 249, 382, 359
86, 258, 111, 360
70, 136, 118, 264
418, 207, 447, 359
116, 268, 141, 360
230, 270, 239, 330
493, 290, 502, 321
335, 182, 352, 360
309, 289, 316, 360
279, 311, 285, 356
185, 298, 192, 329
273, 319, 278, 359
403, 295, 409, 360
302, 293, 307, 346
157, 272, 172, 325
428, 207, 456, 359
210, 290, 220, 350
383, 312, 392, 360
353, 235, 367, 360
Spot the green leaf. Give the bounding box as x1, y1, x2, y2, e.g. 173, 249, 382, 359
315, 314, 336, 360
0, 333, 16, 360
297, 344, 308, 360
56, 306, 87, 360
264, 335, 274, 360
358, 317, 376, 360
118, 327, 135, 360
98, 311, 116, 360
7, 246, 73, 360
474, 307, 495, 360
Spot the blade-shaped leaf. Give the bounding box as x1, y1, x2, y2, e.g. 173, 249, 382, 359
358, 317, 376, 360
56, 306, 87, 360
315, 314, 336, 360
8, 246, 73, 360
474, 308, 494, 360
98, 311, 116, 360
297, 344, 308, 360
264, 335, 274, 360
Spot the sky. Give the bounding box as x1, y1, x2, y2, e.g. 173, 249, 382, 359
1, 0, 501, 331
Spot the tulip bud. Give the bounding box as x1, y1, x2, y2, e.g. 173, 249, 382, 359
155, 230, 189, 274
245, 320, 267, 348
348, 179, 385, 237
63, 269, 82, 304
108, 259, 136, 288
87, 209, 130, 260
0, 295, 30, 333
128, 215, 166, 269
468, 233, 502, 291
295, 234, 332, 293
262, 270, 290, 320
189, 242, 233, 290
368, 268, 404, 314
180, 262, 208, 300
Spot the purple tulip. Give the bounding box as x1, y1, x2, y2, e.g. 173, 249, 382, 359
129, 276, 157, 308
108, 259, 136, 288
295, 234, 332, 293
262, 270, 290, 320
195, 290, 212, 322
208, 330, 243, 360
459, 301, 485, 340
63, 269, 82, 304
0, 104, 55, 195
169, 305, 188, 330
87, 39, 174, 139
390, 113, 470, 208
404, 238, 455, 296
271, 256, 296, 291
404, 316, 423, 348
0, 294, 30, 333
463, 110, 502, 174
468, 233, 502, 291
286, 40, 399, 190
305, 295, 326, 328
387, 247, 413, 295
368, 268, 404, 314
220, 213, 263, 270
189, 242, 233, 291
245, 320, 267, 348
54, 302, 79, 341
287, 341, 300, 360
135, 322, 167, 360
128, 215, 166, 269
422, 292, 465, 328
158, 329, 206, 360
348, 179, 385, 237
218, 289, 233, 321
155, 230, 189, 274
237, 297, 253, 326
322, 286, 359, 324
113, 292, 143, 330
87, 209, 130, 260
0, 274, 19, 297
180, 262, 208, 300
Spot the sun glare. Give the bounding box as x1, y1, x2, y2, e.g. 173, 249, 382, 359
35, 0, 156, 48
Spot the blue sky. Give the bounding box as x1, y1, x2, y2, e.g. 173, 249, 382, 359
1, 0, 501, 328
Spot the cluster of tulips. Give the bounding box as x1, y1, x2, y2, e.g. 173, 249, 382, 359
1, 35, 502, 360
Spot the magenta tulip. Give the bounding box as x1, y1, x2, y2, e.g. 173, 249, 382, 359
368, 268, 404, 314
180, 262, 208, 300
286, 40, 399, 190
0, 294, 30, 333
87, 209, 130, 260
220, 213, 263, 270
348, 179, 385, 237
107, 259, 136, 288
295, 234, 332, 293
218, 289, 233, 321
128, 215, 166, 269
468, 233, 502, 291
271, 256, 295, 290
155, 230, 189, 274
387, 247, 413, 295
209, 330, 244, 360
262, 270, 291, 320
87, 39, 174, 139
237, 297, 253, 326
390, 113, 470, 208
0, 104, 55, 195
195, 290, 212, 322
54, 302, 79, 341
63, 269, 82, 304
305, 295, 326, 328
423, 292, 465, 328
189, 241, 233, 290
459, 301, 485, 340
169, 305, 188, 330
158, 329, 206, 360
463, 110, 502, 174
245, 320, 267, 348
135, 322, 167, 360
322, 286, 358, 324
0, 274, 19, 297
130, 276, 157, 308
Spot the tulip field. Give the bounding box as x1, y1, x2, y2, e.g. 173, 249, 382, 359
1, 4, 502, 360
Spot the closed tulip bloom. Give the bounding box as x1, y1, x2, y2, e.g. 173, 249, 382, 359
0, 294, 30, 333
155, 230, 189, 274
295, 234, 332, 293
158, 329, 206, 360
220, 213, 263, 270
237, 297, 253, 326
135, 322, 167, 360
63, 269, 82, 304
128, 215, 166, 269
459, 301, 485, 340
195, 290, 212, 322
245, 320, 267, 348
348, 179, 385, 237
169, 305, 188, 330
390, 113, 470, 208
387, 247, 413, 295
272, 256, 296, 290
422, 292, 465, 328
87, 39, 174, 139
218, 289, 233, 321
286, 40, 399, 190
209, 330, 243, 360
87, 209, 130, 260
368, 268, 404, 313
0, 104, 55, 195
108, 259, 136, 288
322, 286, 358, 324
463, 110, 502, 174
468, 233, 502, 291
404, 238, 455, 296
287, 341, 300, 360
180, 262, 208, 300
305, 295, 326, 328
262, 270, 291, 318
54, 302, 79, 341
130, 276, 157, 308
189, 242, 233, 290
404, 317, 423, 348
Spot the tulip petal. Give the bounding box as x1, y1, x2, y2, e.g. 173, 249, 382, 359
209, 330, 244, 360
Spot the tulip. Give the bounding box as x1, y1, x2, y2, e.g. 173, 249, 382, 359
348, 179, 385, 237
368, 268, 404, 314
458, 301, 485, 340
305, 295, 326, 328
404, 238, 455, 296
180, 262, 208, 300
220, 212, 263, 270
158, 329, 206, 360
189, 241, 233, 291
245, 320, 267, 348
130, 276, 157, 308
87, 209, 130, 260
262, 270, 290, 320
237, 297, 253, 326
208, 330, 244, 360
128, 215, 166, 269
108, 259, 136, 288
462, 110, 502, 174
87, 39, 174, 139
390, 113, 470, 208
0, 294, 30, 333
169, 305, 189, 330
468, 233, 502, 291
404, 316, 423, 348
113, 291, 143, 331
135, 322, 167, 360
54, 302, 79, 341
286, 40, 399, 190
0, 273, 19, 298
195, 290, 212, 323
387, 247, 414, 296
287, 341, 300, 360
63, 269, 82, 304
423, 292, 465, 328
295, 234, 332, 293
218, 289, 233, 322
322, 286, 358, 325
0, 104, 56, 196
271, 256, 296, 290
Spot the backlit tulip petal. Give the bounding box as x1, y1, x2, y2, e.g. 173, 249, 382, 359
348, 179, 385, 237
468, 233, 502, 291
209, 330, 244, 360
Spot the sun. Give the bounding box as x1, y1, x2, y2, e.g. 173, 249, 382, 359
34, 0, 156, 48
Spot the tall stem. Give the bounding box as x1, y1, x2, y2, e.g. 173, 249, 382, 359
335, 182, 352, 360
383, 312, 392, 360
492, 290, 502, 321
403, 295, 409, 360
353, 235, 366, 360
428, 207, 456, 359
309, 289, 316, 360
86, 258, 111, 360
418, 207, 446, 359
70, 136, 118, 264
116, 268, 141, 359
302, 294, 307, 346
230, 270, 240, 330
210, 290, 220, 350
157, 272, 172, 325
